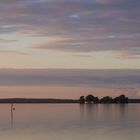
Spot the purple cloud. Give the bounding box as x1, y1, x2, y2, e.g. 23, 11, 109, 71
0, 0, 139, 57
0, 69, 139, 88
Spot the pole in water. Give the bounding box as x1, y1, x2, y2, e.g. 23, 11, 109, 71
11, 103, 15, 128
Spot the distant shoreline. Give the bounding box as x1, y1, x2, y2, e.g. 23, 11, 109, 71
0, 98, 79, 104
0, 98, 140, 104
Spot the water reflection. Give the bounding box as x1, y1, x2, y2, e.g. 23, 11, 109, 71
86, 104, 98, 120
79, 104, 129, 128
117, 104, 128, 118
0, 104, 139, 140
10, 104, 14, 128
7, 104, 129, 128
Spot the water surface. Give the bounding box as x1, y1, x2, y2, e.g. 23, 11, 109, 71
0, 104, 140, 140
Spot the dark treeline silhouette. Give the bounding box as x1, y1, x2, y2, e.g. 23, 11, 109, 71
79, 94, 128, 104
0, 98, 79, 104
0, 95, 139, 104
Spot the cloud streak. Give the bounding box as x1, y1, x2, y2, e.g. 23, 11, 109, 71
0, 0, 139, 57
0, 69, 140, 88
0, 50, 28, 55
0, 39, 17, 44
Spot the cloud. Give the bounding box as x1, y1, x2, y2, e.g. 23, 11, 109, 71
72, 54, 92, 58
0, 69, 140, 88
116, 51, 140, 59
0, 0, 139, 57
31, 34, 140, 53
0, 50, 28, 55
0, 39, 17, 44
95, 0, 127, 5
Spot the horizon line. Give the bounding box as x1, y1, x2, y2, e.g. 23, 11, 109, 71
0, 68, 140, 70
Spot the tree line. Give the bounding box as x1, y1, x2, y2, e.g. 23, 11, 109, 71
79, 94, 128, 104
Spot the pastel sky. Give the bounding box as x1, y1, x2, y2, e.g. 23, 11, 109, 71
0, 69, 140, 99
0, 0, 140, 69
0, 0, 140, 98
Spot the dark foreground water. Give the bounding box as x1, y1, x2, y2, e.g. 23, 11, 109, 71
0, 104, 140, 140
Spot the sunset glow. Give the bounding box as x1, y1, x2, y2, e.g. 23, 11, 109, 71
0, 0, 140, 98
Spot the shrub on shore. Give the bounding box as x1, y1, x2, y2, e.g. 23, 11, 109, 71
79, 94, 128, 104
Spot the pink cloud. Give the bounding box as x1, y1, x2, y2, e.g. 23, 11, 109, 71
0, 39, 17, 44
95, 0, 125, 5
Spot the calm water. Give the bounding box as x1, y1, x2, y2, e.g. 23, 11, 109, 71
0, 104, 140, 140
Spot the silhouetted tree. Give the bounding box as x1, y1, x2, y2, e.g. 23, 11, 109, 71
113, 94, 128, 104
85, 95, 95, 104
100, 96, 113, 104
94, 97, 99, 104
79, 94, 129, 104
79, 96, 85, 104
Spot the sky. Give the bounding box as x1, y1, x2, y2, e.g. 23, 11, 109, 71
0, 0, 140, 69
0, 69, 140, 99
0, 0, 140, 98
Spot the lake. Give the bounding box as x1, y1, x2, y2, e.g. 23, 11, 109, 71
0, 104, 140, 140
